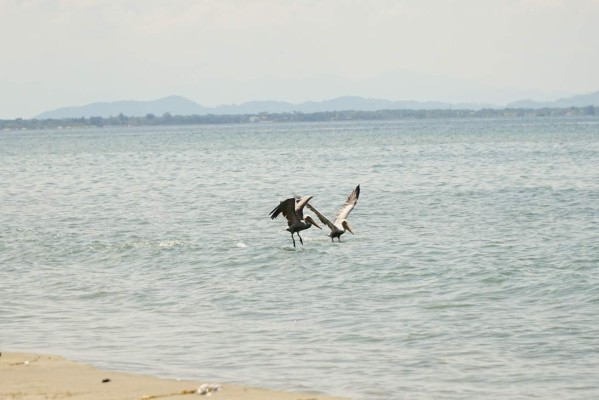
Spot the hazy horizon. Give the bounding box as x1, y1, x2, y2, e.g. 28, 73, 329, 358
2, 0, 599, 119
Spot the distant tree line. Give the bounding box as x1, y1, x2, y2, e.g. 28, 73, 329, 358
1, 106, 597, 131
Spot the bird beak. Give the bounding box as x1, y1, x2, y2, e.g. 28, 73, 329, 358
308, 217, 322, 230
343, 221, 354, 235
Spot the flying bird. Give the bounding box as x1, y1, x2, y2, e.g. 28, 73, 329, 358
306, 185, 360, 242
269, 195, 322, 247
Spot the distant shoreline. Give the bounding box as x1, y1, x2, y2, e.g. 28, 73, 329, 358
1, 106, 597, 131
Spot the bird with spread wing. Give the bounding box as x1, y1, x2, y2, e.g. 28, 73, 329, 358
306, 185, 360, 242
269, 195, 321, 247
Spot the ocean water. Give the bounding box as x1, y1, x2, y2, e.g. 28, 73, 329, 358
1, 117, 598, 399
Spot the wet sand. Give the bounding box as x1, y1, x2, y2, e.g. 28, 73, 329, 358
1, 352, 344, 400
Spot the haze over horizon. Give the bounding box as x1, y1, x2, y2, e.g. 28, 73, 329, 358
2, 0, 599, 119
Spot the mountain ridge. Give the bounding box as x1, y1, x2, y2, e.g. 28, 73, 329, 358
36, 91, 599, 119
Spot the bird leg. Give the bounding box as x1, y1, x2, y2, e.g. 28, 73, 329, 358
297, 232, 304, 245
291, 233, 296, 247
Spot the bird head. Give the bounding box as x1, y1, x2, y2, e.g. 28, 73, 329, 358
342, 220, 355, 235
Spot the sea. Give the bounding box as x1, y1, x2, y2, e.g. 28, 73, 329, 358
1, 117, 598, 399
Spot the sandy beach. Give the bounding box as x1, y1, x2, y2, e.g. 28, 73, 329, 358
1, 352, 344, 400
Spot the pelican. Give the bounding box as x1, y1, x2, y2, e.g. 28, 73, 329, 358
306, 185, 360, 242
269, 195, 322, 247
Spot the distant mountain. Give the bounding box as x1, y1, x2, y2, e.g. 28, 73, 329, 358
37, 95, 489, 119
36, 95, 455, 119
211, 96, 460, 114
213, 100, 298, 115
290, 96, 452, 112
507, 90, 599, 109
36, 95, 209, 119
36, 91, 599, 119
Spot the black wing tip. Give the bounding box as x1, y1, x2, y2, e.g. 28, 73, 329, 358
270, 197, 293, 219
269, 202, 282, 219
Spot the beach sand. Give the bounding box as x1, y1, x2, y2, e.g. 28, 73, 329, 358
1, 352, 344, 400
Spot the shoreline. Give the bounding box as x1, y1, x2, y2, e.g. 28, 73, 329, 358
2, 107, 597, 131
1, 352, 345, 400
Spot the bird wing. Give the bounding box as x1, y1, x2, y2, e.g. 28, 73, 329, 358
269, 197, 299, 225
306, 203, 336, 231
334, 185, 360, 222
294, 195, 313, 220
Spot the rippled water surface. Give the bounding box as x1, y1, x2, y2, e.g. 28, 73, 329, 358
1, 118, 599, 399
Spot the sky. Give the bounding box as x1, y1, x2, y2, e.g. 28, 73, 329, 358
1, 0, 599, 118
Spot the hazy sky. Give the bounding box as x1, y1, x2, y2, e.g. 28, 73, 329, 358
1, 0, 599, 118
